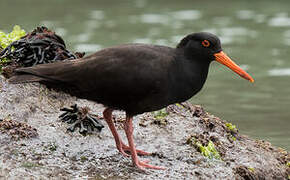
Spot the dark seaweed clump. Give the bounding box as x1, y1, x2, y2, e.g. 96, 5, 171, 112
0, 26, 84, 71
59, 104, 104, 136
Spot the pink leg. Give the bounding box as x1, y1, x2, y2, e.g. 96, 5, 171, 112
123, 113, 165, 170
103, 108, 151, 157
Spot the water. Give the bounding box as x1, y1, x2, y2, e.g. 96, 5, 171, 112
0, 0, 289, 150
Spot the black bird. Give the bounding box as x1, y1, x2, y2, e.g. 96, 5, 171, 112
8, 32, 254, 170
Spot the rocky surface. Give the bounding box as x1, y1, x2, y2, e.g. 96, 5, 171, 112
0, 76, 289, 180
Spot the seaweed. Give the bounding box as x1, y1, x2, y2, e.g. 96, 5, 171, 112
0, 26, 84, 69
0, 25, 26, 71
59, 104, 104, 136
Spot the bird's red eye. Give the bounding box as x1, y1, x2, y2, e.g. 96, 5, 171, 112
201, 40, 210, 47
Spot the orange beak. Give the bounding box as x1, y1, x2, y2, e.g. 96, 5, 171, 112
214, 51, 254, 83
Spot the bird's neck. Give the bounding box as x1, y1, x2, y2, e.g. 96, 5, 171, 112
181, 57, 210, 91
169, 51, 210, 103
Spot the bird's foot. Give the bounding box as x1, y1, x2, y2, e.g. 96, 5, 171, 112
116, 142, 130, 157
135, 160, 166, 170
59, 104, 104, 136
117, 142, 151, 156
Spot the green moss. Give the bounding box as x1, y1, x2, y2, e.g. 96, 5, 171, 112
80, 156, 88, 162
225, 122, 237, 132
152, 108, 169, 126
21, 162, 40, 168
153, 108, 169, 120
248, 167, 255, 172
188, 138, 221, 160
175, 103, 184, 108
10, 149, 19, 156
287, 162, 290, 167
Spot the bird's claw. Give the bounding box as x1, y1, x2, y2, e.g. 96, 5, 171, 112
59, 104, 104, 136
117, 142, 151, 156
136, 160, 166, 170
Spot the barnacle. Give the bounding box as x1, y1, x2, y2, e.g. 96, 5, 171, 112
59, 104, 104, 136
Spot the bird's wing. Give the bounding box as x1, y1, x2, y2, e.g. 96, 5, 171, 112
9, 44, 175, 104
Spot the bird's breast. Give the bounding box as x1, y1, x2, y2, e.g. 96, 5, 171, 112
168, 60, 209, 104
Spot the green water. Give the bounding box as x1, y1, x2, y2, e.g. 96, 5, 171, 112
0, 0, 289, 150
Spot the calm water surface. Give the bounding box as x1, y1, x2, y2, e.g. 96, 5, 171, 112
0, 0, 289, 150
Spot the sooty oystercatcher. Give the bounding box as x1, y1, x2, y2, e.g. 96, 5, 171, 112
8, 32, 254, 170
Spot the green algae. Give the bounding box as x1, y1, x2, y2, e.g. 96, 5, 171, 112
225, 122, 237, 132
0, 25, 26, 49
248, 167, 255, 172
153, 108, 169, 120
21, 161, 41, 168
187, 137, 221, 160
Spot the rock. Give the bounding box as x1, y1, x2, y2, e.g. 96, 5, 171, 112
0, 76, 289, 179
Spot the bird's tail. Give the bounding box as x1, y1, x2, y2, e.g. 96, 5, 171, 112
6, 59, 77, 84
7, 61, 65, 84
8, 73, 46, 84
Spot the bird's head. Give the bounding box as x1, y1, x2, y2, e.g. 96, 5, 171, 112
177, 32, 254, 83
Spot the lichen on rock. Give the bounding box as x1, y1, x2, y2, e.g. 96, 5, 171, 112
0, 115, 38, 139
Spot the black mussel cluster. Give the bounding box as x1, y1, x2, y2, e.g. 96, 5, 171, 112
0, 26, 84, 67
